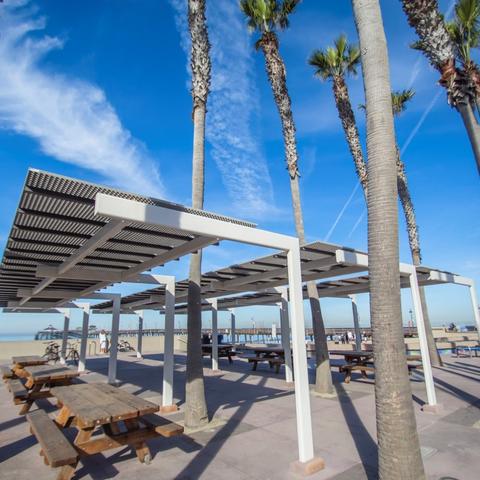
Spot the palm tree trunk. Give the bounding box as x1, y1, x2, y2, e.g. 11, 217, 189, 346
457, 102, 480, 174
396, 150, 442, 367
352, 1, 425, 478
185, 0, 211, 430
185, 104, 209, 429
259, 31, 334, 395
332, 75, 368, 200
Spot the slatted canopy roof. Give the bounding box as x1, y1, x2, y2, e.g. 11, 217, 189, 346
0, 169, 254, 309
92, 240, 370, 312
93, 264, 454, 314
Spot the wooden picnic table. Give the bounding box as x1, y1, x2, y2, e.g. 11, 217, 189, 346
329, 350, 423, 382
50, 383, 183, 472
243, 346, 288, 373
201, 343, 236, 363
15, 364, 81, 414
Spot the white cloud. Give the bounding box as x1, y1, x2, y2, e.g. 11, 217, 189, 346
0, 0, 164, 197
169, 0, 276, 219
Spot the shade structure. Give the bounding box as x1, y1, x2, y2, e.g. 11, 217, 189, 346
0, 168, 321, 471
0, 169, 253, 309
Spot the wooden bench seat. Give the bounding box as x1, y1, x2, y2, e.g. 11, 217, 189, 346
140, 413, 184, 438
27, 409, 78, 479
1, 365, 14, 380
6, 378, 28, 402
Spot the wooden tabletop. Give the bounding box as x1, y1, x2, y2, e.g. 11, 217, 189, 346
51, 383, 159, 428
11, 355, 48, 367
23, 364, 81, 382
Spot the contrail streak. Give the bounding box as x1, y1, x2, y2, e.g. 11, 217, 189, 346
324, 181, 361, 242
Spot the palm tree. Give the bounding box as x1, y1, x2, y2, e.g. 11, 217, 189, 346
308, 36, 368, 199
240, 0, 334, 396
352, 0, 425, 478
446, 0, 480, 111
391, 89, 443, 367
185, 0, 211, 430
400, 0, 480, 174
309, 42, 442, 367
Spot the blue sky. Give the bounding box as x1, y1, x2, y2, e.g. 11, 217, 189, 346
0, 0, 478, 335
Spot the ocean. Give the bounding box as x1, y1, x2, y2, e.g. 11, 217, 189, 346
0, 333, 36, 342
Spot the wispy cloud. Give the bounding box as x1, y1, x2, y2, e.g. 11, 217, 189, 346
169, 0, 275, 219
0, 0, 163, 197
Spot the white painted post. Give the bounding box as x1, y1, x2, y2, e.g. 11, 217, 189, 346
211, 298, 218, 371
408, 268, 437, 408
60, 309, 70, 365
286, 243, 315, 464
163, 279, 175, 408
108, 296, 121, 384
136, 311, 144, 359
279, 290, 293, 384
229, 308, 236, 345
467, 283, 480, 342
349, 295, 362, 351
78, 305, 90, 372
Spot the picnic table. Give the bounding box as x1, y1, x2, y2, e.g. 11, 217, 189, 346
9, 364, 80, 414
243, 346, 287, 373
32, 383, 184, 478
201, 343, 236, 363
329, 350, 422, 383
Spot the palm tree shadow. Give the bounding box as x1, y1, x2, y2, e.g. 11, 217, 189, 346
335, 382, 378, 479
172, 376, 270, 479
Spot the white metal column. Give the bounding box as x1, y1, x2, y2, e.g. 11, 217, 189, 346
136, 311, 144, 359
211, 298, 219, 371
60, 309, 70, 365
78, 305, 90, 372
279, 290, 293, 383
468, 283, 480, 342
108, 295, 121, 384
408, 267, 437, 407
162, 279, 175, 408
286, 243, 315, 463
349, 295, 362, 351
229, 308, 236, 345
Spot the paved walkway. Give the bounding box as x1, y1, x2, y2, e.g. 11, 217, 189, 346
0, 352, 479, 479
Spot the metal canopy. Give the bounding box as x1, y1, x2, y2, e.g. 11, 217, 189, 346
92, 244, 455, 313
106, 268, 451, 315
0, 169, 254, 309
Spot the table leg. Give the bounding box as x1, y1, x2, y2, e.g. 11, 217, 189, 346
75, 426, 95, 445
55, 406, 72, 428
19, 383, 43, 415
124, 419, 152, 464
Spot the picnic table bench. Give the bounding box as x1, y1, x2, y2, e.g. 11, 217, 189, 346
7, 364, 80, 414
25, 383, 183, 479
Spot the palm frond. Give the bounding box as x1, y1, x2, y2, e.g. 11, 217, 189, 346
391, 89, 415, 116
308, 34, 360, 80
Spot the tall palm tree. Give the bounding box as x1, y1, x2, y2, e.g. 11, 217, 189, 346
400, 0, 480, 174
391, 89, 443, 367
446, 0, 480, 111
352, 1, 425, 478
308, 36, 368, 199
309, 42, 442, 366
185, 0, 211, 429
240, 0, 334, 396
